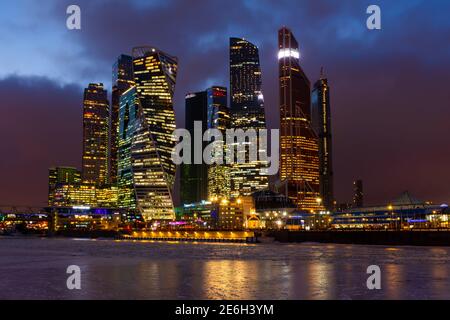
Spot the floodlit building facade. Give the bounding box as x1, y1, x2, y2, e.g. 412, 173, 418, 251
206, 86, 231, 200
82, 83, 110, 186
117, 46, 178, 221
278, 27, 321, 212
48, 167, 82, 206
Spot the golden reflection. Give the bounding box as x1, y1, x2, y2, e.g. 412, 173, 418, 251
306, 261, 334, 299
203, 260, 258, 299
384, 264, 403, 299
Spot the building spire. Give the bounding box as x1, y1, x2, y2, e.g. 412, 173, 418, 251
320, 66, 325, 79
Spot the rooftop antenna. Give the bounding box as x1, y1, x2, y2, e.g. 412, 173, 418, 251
320, 66, 325, 79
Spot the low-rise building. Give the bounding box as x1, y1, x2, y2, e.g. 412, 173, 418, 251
331, 192, 449, 230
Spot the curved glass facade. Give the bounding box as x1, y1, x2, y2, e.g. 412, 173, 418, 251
117, 47, 178, 221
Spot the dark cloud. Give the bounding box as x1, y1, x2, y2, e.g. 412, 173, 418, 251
0, 76, 82, 206
1, 0, 450, 206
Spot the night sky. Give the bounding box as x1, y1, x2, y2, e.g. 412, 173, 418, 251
1, 0, 449, 207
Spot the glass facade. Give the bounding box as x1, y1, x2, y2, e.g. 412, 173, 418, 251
49, 184, 118, 208
117, 46, 178, 221
181, 91, 209, 204
311, 75, 334, 211
48, 167, 81, 206
278, 27, 321, 212
111, 54, 134, 185
229, 37, 268, 197
82, 83, 110, 186
206, 86, 231, 200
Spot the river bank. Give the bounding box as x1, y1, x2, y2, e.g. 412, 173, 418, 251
269, 230, 450, 246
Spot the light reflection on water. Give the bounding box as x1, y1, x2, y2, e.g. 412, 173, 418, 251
2, 238, 450, 299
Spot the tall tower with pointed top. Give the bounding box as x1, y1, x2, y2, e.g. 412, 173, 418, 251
278, 27, 321, 212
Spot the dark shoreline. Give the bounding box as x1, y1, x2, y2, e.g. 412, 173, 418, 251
5, 230, 450, 247
269, 230, 450, 246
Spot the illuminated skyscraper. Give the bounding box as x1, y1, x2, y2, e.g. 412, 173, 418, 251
312, 70, 334, 211
278, 27, 321, 211
117, 46, 178, 221
181, 87, 231, 203
111, 54, 134, 185
82, 83, 109, 186
206, 86, 231, 200
181, 91, 209, 204
229, 37, 268, 197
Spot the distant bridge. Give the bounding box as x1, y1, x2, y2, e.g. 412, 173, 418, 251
0, 206, 48, 222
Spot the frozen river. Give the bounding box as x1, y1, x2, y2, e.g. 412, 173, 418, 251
1, 237, 450, 299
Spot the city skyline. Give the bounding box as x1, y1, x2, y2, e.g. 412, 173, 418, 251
1, 0, 450, 207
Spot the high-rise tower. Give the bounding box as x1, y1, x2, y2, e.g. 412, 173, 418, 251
312, 69, 334, 211
117, 46, 178, 221
229, 37, 268, 197
278, 27, 321, 212
207, 86, 231, 200
181, 91, 209, 204
111, 54, 134, 185
82, 83, 109, 186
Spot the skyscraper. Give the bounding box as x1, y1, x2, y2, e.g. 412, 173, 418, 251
278, 27, 321, 212
353, 179, 364, 208
181, 91, 209, 204
206, 86, 231, 200
117, 46, 178, 221
229, 37, 268, 197
111, 54, 134, 185
312, 69, 334, 211
82, 83, 109, 186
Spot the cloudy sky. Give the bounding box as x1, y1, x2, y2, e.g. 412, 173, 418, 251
1, 0, 449, 206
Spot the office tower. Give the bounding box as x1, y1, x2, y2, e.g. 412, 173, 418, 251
117, 46, 178, 221
82, 83, 110, 186
278, 27, 321, 212
353, 179, 364, 208
229, 37, 268, 198
48, 167, 81, 205
311, 69, 334, 211
181, 91, 209, 204
206, 86, 231, 200
111, 55, 134, 185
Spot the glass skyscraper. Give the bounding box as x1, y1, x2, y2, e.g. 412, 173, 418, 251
229, 37, 268, 198
181, 87, 231, 203
312, 71, 334, 211
117, 46, 178, 221
206, 86, 231, 200
111, 54, 134, 185
181, 91, 209, 204
278, 27, 321, 212
82, 83, 110, 186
